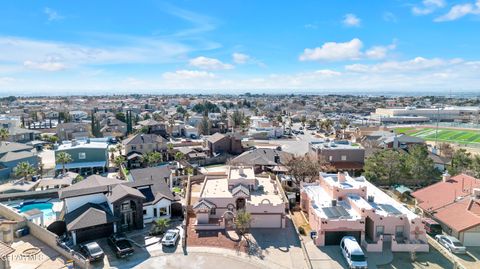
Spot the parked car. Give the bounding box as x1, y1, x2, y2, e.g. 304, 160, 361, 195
299, 131, 304, 135
435, 235, 467, 254
423, 218, 442, 236
107, 233, 135, 258
161, 229, 180, 247
79, 242, 105, 262
340, 236, 368, 269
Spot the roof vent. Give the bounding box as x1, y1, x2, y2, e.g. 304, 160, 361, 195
442, 171, 451, 182
367, 195, 375, 203
331, 199, 337, 206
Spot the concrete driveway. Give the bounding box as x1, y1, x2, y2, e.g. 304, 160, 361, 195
247, 218, 308, 269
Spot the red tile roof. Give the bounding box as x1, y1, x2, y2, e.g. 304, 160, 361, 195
434, 197, 480, 232
412, 174, 480, 212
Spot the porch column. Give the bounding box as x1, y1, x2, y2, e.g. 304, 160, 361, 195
113, 223, 117, 233
71, 231, 77, 245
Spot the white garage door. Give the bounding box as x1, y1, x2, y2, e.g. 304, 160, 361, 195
251, 215, 281, 228
463, 231, 480, 246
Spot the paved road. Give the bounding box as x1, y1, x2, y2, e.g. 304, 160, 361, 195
132, 252, 266, 269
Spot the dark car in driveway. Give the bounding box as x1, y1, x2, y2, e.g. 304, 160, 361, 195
79, 242, 105, 262
107, 233, 134, 258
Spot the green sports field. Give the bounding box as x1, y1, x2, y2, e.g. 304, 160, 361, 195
394, 127, 480, 144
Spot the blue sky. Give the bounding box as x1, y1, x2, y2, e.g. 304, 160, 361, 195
0, 0, 479, 94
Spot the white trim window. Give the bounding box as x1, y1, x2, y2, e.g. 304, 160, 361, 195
78, 152, 86, 159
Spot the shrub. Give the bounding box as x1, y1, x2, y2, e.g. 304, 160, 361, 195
298, 226, 306, 235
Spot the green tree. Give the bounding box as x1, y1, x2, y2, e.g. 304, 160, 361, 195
56, 152, 72, 175
152, 218, 170, 235
143, 151, 163, 167
113, 155, 125, 169
470, 155, 480, 178
197, 116, 211, 135
230, 110, 243, 132
405, 145, 438, 184
364, 149, 408, 186
167, 143, 174, 161
115, 144, 123, 155
115, 112, 126, 123
72, 175, 84, 184
174, 152, 185, 161
109, 147, 116, 161
448, 149, 472, 176
235, 210, 252, 238
0, 128, 9, 141
14, 162, 36, 183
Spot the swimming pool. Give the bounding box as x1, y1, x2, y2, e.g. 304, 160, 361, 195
18, 202, 56, 224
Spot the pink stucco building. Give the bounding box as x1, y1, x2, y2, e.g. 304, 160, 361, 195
301, 172, 429, 252
193, 166, 288, 230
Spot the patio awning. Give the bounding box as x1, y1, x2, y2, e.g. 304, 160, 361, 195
55, 161, 106, 170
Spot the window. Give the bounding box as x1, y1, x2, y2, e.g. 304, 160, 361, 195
143, 210, 147, 215
153, 208, 157, 217
121, 202, 131, 211
78, 152, 86, 159
341, 155, 347, 161
329, 156, 333, 161
159, 207, 168, 216
210, 208, 216, 215
395, 226, 404, 237
376, 225, 385, 237
132, 146, 136, 151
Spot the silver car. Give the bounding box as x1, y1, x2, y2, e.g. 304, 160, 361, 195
435, 235, 467, 254
161, 229, 180, 247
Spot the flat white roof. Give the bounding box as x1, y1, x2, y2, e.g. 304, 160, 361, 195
57, 141, 108, 150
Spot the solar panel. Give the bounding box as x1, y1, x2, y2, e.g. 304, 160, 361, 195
379, 204, 402, 215
323, 206, 351, 219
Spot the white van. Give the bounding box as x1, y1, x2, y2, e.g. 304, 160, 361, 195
340, 236, 368, 269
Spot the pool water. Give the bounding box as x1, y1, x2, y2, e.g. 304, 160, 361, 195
18, 202, 56, 221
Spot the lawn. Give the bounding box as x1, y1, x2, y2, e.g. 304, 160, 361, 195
394, 127, 480, 144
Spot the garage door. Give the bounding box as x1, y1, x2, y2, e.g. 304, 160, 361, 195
76, 223, 114, 244
463, 232, 480, 246
324, 231, 361, 245
251, 215, 282, 228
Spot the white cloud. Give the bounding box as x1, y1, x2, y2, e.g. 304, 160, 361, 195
300, 39, 396, 62
383, 12, 398, 22
189, 56, 234, 70
435, 1, 480, 22
412, 0, 446, 15
24, 60, 66, 71
365, 42, 397, 59
299, 38, 363, 61
0, 36, 192, 70
44, 7, 63, 21
345, 57, 463, 73
0, 77, 14, 85
314, 69, 341, 76
232, 53, 250, 64
342, 14, 361, 27
162, 70, 215, 80
304, 23, 318, 29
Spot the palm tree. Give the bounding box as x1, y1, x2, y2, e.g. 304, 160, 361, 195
56, 152, 72, 175
167, 143, 174, 161
143, 151, 163, 167
115, 144, 123, 155
151, 218, 170, 235
0, 128, 9, 142
174, 152, 185, 161
14, 162, 35, 183
183, 112, 191, 124
109, 147, 116, 161
113, 155, 125, 170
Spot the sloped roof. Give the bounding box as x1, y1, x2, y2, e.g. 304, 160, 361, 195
434, 197, 480, 232
65, 202, 118, 231
232, 184, 250, 197
230, 148, 292, 166
122, 133, 166, 145
0, 151, 35, 162
106, 184, 145, 203
193, 199, 215, 210
412, 174, 480, 212
207, 132, 227, 144
59, 175, 124, 199
0, 141, 33, 154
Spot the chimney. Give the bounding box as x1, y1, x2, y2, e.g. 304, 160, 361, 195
442, 171, 451, 182
472, 188, 480, 200
169, 174, 173, 190
239, 166, 244, 175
